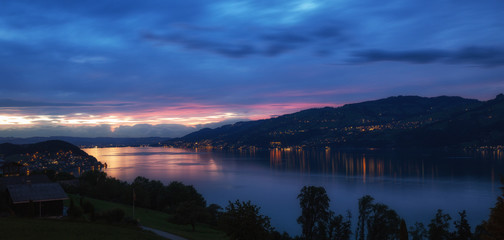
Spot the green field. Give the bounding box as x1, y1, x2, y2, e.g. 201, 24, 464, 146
67, 195, 227, 240
0, 217, 166, 240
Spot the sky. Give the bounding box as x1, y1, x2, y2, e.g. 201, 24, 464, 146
0, 0, 503, 138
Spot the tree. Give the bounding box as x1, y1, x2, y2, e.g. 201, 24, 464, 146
356, 195, 374, 240
473, 223, 488, 240
297, 186, 331, 240
328, 211, 352, 240
165, 181, 206, 212
400, 219, 408, 240
428, 209, 452, 240
78, 171, 130, 203
132, 176, 166, 210
480, 177, 504, 240
205, 203, 223, 226
174, 200, 208, 231
367, 203, 401, 240
132, 177, 151, 208
220, 200, 273, 240
269, 231, 293, 240
410, 222, 427, 240
453, 210, 471, 240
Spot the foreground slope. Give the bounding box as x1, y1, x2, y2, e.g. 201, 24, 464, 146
0, 217, 166, 240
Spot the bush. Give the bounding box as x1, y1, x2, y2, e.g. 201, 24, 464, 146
96, 208, 125, 223
81, 200, 95, 214
67, 199, 84, 219
123, 216, 139, 226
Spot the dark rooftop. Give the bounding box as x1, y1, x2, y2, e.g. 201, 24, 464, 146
0, 175, 51, 191
7, 183, 68, 204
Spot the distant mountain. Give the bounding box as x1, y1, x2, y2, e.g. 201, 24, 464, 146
397, 94, 504, 147
0, 137, 172, 147
166, 95, 504, 149
0, 140, 90, 157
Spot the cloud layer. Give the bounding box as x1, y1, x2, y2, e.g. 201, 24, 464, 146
0, 119, 253, 138
1, 0, 504, 137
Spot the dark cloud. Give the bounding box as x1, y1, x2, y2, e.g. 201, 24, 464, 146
144, 33, 286, 58
215, 45, 257, 58
0, 99, 93, 108
352, 46, 504, 67
450, 47, 504, 66
261, 33, 311, 44
313, 26, 342, 39
113, 124, 195, 137
143, 33, 257, 58
353, 49, 446, 64
143, 24, 348, 58
263, 44, 296, 57
259, 29, 334, 56
0, 99, 132, 108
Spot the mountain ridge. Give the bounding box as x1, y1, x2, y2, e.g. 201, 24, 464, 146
166, 95, 504, 149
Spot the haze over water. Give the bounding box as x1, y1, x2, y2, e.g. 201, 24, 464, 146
84, 147, 504, 236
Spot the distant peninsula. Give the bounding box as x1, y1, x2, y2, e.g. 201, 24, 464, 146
0, 140, 103, 175
0, 137, 172, 148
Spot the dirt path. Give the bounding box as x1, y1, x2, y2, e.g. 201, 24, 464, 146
141, 226, 188, 240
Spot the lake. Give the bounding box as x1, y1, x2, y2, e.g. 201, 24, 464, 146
83, 147, 504, 236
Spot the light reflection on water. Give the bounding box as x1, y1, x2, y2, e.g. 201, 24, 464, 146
84, 147, 504, 236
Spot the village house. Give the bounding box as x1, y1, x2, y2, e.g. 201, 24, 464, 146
0, 175, 68, 217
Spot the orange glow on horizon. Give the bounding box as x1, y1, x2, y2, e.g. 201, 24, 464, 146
0, 101, 341, 128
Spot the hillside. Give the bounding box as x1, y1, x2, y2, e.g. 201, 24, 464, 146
0, 140, 102, 174
0, 140, 91, 157
166, 95, 504, 149
397, 94, 504, 147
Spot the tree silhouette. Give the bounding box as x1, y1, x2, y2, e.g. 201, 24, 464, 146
328, 211, 352, 240
410, 222, 427, 240
481, 177, 504, 240
220, 200, 273, 240
453, 210, 471, 240
400, 219, 409, 240
297, 186, 331, 240
428, 209, 451, 240
174, 200, 208, 231
356, 195, 374, 240
205, 203, 222, 226
367, 203, 401, 240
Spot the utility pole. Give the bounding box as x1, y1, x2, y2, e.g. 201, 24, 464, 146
132, 188, 135, 218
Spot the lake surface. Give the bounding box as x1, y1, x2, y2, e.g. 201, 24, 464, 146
84, 147, 504, 236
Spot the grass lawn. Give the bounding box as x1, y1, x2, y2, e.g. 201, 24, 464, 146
0, 217, 166, 240
67, 195, 227, 240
